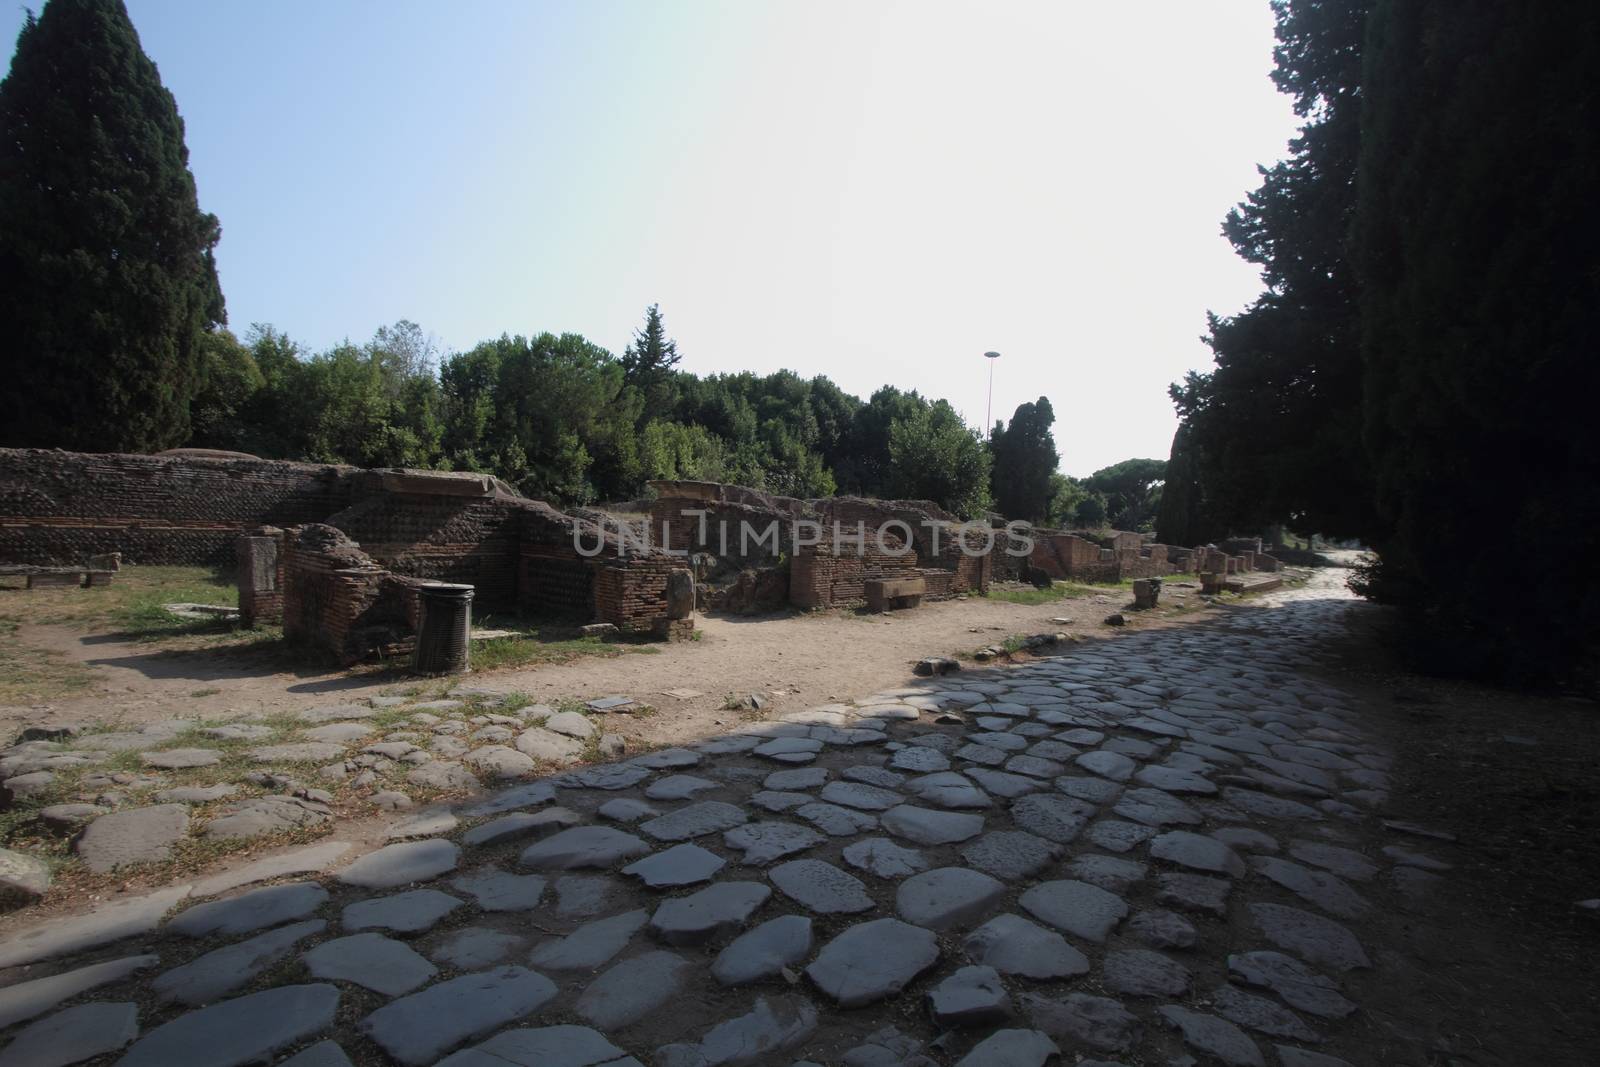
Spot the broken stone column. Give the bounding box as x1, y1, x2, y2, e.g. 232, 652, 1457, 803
1132, 578, 1162, 609
237, 527, 283, 627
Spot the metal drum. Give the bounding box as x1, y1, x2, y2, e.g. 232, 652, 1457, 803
412, 582, 474, 674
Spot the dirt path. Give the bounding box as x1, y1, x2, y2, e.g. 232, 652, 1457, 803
4, 583, 1225, 749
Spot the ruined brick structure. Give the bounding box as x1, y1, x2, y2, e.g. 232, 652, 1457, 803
0, 448, 356, 566
1026, 527, 1278, 584
647, 480, 992, 611
0, 449, 693, 663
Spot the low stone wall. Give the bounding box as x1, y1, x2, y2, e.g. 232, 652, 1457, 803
0, 448, 357, 566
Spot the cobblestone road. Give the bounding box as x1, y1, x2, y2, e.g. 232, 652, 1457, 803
0, 570, 1453, 1066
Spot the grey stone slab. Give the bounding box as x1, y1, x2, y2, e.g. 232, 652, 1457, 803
1381, 844, 1452, 871
1211, 985, 1322, 1042
963, 767, 1043, 798
342, 888, 462, 933
1057, 775, 1124, 804
1227, 950, 1357, 1018
519, 826, 649, 869
279, 1041, 356, 1067
154, 919, 325, 1005
753, 737, 823, 763
1288, 842, 1378, 882
650, 881, 771, 945
514, 727, 584, 763
553, 874, 623, 918
622, 843, 726, 887
598, 798, 659, 823
74, 804, 188, 872
1152, 830, 1247, 877
711, 914, 813, 985
1019, 879, 1128, 942
1067, 853, 1147, 893
250, 741, 348, 762
1127, 908, 1197, 949
842, 765, 906, 788
168, 881, 327, 937
639, 801, 748, 842
881, 805, 984, 845
461, 781, 557, 816
770, 858, 874, 914
1134, 765, 1218, 794
1223, 787, 1322, 822
765, 767, 828, 790
0, 1001, 139, 1067
1023, 991, 1141, 1054
1086, 819, 1157, 853
793, 802, 878, 836
203, 796, 333, 841
888, 746, 950, 773
1248, 903, 1371, 971
429, 926, 525, 969
450, 870, 546, 911
896, 866, 1006, 930
645, 774, 719, 801
963, 912, 1089, 979
360, 966, 559, 1066
1103, 947, 1191, 997
338, 839, 459, 888
1157, 1006, 1265, 1067
840, 836, 929, 879
1275, 1049, 1356, 1067
1076, 749, 1137, 781
462, 807, 582, 847
140, 746, 222, 769
954, 1029, 1059, 1067
0, 953, 157, 1030
300, 703, 376, 722
820, 780, 904, 811
1157, 871, 1232, 916
724, 821, 825, 865
630, 746, 704, 769
1114, 786, 1203, 827
961, 830, 1062, 881
155, 784, 239, 804
750, 790, 811, 813
302, 722, 374, 744
1005, 754, 1067, 779
117, 984, 340, 1067
304, 932, 438, 995
575, 951, 690, 1029
927, 964, 1010, 1027
1251, 857, 1368, 918
1212, 826, 1281, 854
955, 742, 1008, 766
0, 883, 188, 966
1010, 793, 1096, 843
464, 745, 538, 778
902, 772, 990, 810
389, 806, 461, 840
434, 1025, 633, 1067
655, 994, 816, 1067
529, 908, 648, 970
405, 761, 481, 792
806, 917, 940, 1007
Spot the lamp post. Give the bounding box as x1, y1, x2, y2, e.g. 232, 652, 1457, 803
984, 351, 1001, 439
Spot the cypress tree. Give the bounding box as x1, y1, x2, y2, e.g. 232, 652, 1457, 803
0, 0, 224, 452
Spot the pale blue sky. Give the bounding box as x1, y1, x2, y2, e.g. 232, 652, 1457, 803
3, 0, 1298, 476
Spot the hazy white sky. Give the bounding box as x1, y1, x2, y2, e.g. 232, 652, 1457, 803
4, 0, 1298, 476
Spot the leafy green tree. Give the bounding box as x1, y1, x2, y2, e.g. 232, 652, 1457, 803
1044, 473, 1088, 528
1084, 458, 1166, 531
1168, 0, 1376, 541
1074, 491, 1108, 528
189, 330, 264, 453
1358, 0, 1600, 685
621, 304, 681, 415
0, 0, 225, 452
888, 400, 992, 518
1155, 423, 1221, 545
989, 397, 1061, 522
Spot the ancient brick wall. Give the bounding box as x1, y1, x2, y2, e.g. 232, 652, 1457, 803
790, 534, 920, 609
280, 525, 392, 664
0, 449, 358, 566
1029, 532, 1118, 582
326, 489, 524, 612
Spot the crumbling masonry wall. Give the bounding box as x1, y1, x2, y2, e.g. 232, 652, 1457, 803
0, 448, 357, 566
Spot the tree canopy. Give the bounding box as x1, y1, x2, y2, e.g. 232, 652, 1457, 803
0, 0, 224, 452
989, 398, 1061, 523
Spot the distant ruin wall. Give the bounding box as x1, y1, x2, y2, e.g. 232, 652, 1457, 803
0, 449, 358, 566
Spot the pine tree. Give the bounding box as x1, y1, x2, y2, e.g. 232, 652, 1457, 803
0, 0, 224, 452
989, 397, 1061, 522
620, 304, 681, 413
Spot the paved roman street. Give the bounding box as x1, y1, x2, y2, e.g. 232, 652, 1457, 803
0, 570, 1450, 1066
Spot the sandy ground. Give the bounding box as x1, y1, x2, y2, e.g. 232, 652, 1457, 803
2, 582, 1226, 750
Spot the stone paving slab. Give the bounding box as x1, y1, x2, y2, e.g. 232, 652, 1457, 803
0, 576, 1434, 1066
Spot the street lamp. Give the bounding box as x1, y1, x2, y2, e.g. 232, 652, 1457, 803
984, 351, 1001, 439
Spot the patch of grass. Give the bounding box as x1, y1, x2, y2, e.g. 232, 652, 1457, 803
0, 619, 96, 703
189, 687, 222, 698
985, 577, 1137, 605
469, 623, 660, 673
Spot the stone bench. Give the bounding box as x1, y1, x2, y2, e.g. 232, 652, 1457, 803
865, 577, 925, 613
